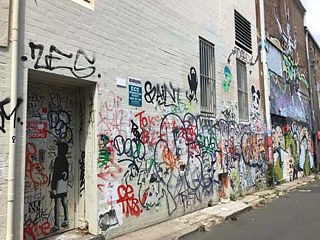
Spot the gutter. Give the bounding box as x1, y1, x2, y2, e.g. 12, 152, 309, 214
305, 27, 318, 170
305, 28, 313, 124
294, 0, 307, 13
6, 0, 20, 239
305, 27, 320, 50
259, 0, 272, 146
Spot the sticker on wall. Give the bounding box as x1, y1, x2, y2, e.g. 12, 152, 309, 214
27, 121, 48, 138
116, 77, 127, 87
128, 77, 142, 107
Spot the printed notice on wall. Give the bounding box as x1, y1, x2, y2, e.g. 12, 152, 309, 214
128, 77, 142, 107
27, 121, 48, 138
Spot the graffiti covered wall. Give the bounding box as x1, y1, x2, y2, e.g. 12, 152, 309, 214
96, 71, 267, 235
18, 0, 264, 239
269, 71, 311, 122
267, 2, 311, 123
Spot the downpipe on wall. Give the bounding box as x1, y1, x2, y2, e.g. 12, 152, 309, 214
305, 27, 318, 171
259, 0, 272, 152
259, 0, 274, 183
7, 0, 20, 239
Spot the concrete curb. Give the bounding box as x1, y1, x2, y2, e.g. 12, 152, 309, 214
111, 201, 251, 240
224, 205, 252, 221
175, 204, 252, 240
175, 175, 317, 240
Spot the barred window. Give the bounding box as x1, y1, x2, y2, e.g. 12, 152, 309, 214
237, 60, 248, 120
200, 38, 216, 115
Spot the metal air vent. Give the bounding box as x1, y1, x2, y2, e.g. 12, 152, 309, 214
235, 10, 252, 54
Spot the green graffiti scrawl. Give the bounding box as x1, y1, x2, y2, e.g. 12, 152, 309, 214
98, 134, 112, 168
283, 55, 309, 93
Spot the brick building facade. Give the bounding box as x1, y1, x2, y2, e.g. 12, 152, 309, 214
307, 30, 320, 170
263, 0, 314, 183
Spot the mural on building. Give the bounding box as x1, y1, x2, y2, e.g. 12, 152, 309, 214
96, 68, 267, 232
269, 71, 311, 121
272, 118, 314, 183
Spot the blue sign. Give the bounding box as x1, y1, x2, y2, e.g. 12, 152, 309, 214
128, 78, 142, 107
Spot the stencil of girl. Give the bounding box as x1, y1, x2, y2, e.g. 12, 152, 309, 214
50, 142, 69, 232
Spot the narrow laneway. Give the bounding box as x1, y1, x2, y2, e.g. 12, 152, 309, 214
183, 180, 320, 240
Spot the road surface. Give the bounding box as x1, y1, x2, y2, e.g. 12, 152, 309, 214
182, 180, 320, 240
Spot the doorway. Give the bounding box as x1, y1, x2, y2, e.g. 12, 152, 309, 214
24, 82, 79, 239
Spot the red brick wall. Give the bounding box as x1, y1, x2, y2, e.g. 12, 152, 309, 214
264, 0, 308, 96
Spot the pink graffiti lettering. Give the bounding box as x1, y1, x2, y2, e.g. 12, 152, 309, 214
98, 91, 127, 135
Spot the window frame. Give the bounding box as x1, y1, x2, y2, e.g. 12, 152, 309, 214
237, 59, 249, 121
199, 37, 216, 116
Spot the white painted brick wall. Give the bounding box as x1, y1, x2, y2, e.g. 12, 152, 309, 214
9, 0, 264, 239
0, 36, 11, 240
0, 0, 10, 47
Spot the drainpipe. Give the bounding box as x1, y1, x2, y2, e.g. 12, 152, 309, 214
7, 0, 20, 238
259, 0, 272, 143
305, 28, 317, 171
259, 0, 273, 183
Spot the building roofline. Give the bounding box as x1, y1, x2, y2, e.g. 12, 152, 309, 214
305, 27, 320, 50
295, 0, 306, 13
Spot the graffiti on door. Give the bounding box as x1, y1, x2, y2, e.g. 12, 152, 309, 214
24, 85, 75, 240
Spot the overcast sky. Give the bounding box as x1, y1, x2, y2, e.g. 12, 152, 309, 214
300, 0, 320, 44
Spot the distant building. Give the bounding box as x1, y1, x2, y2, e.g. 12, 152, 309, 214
262, 0, 314, 182
306, 29, 320, 170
